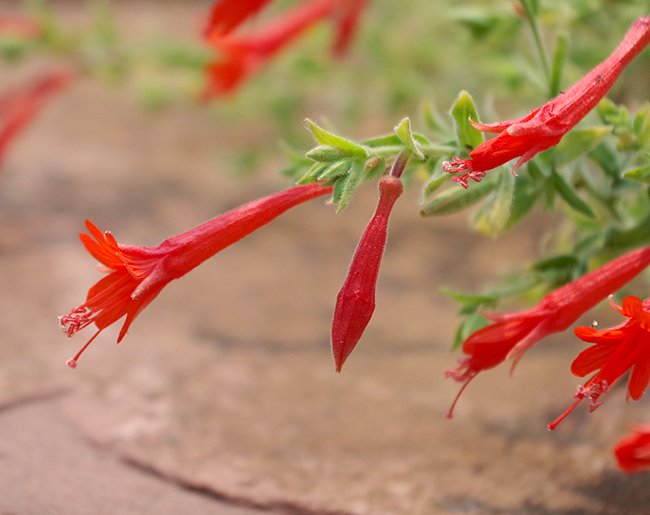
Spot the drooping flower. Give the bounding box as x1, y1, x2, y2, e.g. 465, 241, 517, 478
443, 16, 650, 188
614, 425, 650, 473
446, 245, 650, 417
59, 183, 332, 368
548, 296, 650, 430
202, 0, 366, 98
0, 70, 73, 168
203, 0, 272, 38
332, 158, 405, 372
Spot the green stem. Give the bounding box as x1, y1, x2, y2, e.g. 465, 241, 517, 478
520, 0, 551, 92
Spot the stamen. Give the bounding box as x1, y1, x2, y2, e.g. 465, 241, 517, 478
66, 328, 102, 369
58, 307, 92, 337
446, 374, 476, 419
442, 156, 471, 174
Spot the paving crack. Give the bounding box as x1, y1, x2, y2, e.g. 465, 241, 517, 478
0, 386, 69, 415
119, 453, 355, 515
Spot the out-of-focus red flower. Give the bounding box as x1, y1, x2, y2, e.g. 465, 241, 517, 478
203, 0, 334, 98
443, 16, 650, 188
549, 296, 650, 429
0, 70, 73, 169
614, 425, 650, 473
59, 183, 332, 368
203, 0, 272, 38
331, 175, 403, 372
331, 0, 367, 56
0, 14, 40, 39
446, 246, 650, 417
202, 0, 367, 99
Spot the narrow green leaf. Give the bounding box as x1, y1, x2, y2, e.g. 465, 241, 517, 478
471, 170, 516, 237
554, 126, 612, 166
633, 103, 650, 148
449, 90, 483, 151
394, 117, 425, 160
421, 168, 449, 199
550, 168, 596, 219
297, 162, 329, 184
532, 255, 579, 272
304, 119, 368, 158
336, 160, 365, 213
306, 145, 355, 162
452, 312, 490, 351
363, 133, 401, 148
420, 176, 496, 216
317, 161, 352, 182
549, 33, 567, 97
526, 160, 547, 182
622, 164, 650, 184
505, 175, 541, 230
588, 142, 620, 178
421, 100, 449, 135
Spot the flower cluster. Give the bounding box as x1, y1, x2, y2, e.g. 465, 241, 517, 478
201, 0, 368, 98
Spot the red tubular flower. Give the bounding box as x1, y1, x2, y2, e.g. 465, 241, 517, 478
0, 14, 40, 38
59, 183, 332, 368
331, 175, 403, 372
614, 425, 650, 473
331, 0, 367, 56
443, 16, 650, 188
202, 0, 336, 98
548, 296, 650, 430
0, 70, 73, 168
203, 0, 272, 38
446, 246, 650, 417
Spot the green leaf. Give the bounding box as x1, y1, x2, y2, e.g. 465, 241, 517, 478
471, 170, 516, 237
449, 90, 483, 151
421, 168, 450, 199
440, 287, 499, 311
306, 145, 356, 162
363, 133, 401, 148
336, 160, 366, 213
452, 312, 490, 351
297, 162, 330, 184
394, 117, 425, 160
633, 103, 650, 148
317, 161, 352, 182
588, 142, 620, 178
505, 175, 541, 230
532, 254, 579, 272
420, 176, 496, 216
622, 164, 650, 184
549, 32, 568, 97
421, 100, 449, 136
304, 119, 368, 158
550, 168, 596, 219
554, 126, 612, 166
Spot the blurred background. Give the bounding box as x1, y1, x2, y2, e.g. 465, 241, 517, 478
1, 1, 650, 513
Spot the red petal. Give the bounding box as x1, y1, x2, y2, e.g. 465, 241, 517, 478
570, 342, 617, 377
628, 348, 650, 400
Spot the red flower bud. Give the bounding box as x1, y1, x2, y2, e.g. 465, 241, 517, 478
331, 175, 403, 372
